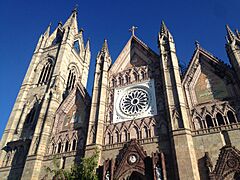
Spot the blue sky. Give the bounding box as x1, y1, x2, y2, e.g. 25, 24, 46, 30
0, 0, 240, 138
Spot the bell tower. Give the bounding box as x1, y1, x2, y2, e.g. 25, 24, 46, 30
0, 9, 90, 179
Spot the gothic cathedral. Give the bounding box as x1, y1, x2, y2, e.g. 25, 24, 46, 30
0, 10, 240, 180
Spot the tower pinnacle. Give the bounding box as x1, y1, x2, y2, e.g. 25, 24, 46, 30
226, 24, 236, 43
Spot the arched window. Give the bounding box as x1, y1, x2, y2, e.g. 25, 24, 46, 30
140, 71, 145, 80
206, 115, 214, 128
38, 60, 53, 85
65, 141, 69, 152
72, 139, 77, 151
112, 78, 116, 87
73, 40, 80, 53
132, 71, 138, 82
106, 132, 111, 145
131, 126, 139, 139
25, 107, 36, 124
114, 131, 119, 143
124, 74, 129, 84
66, 69, 77, 92
227, 111, 236, 124
123, 130, 128, 142
193, 118, 203, 130
216, 113, 225, 126
57, 142, 62, 153
118, 76, 122, 85
142, 126, 148, 138
51, 143, 55, 154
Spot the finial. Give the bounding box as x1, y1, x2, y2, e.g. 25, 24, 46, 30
49, 22, 52, 27
195, 40, 200, 48
58, 21, 63, 27
79, 28, 84, 33
160, 20, 168, 35
73, 4, 78, 12
129, 26, 138, 36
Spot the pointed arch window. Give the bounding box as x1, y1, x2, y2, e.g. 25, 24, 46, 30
123, 130, 128, 142
57, 142, 62, 153
73, 40, 80, 53
206, 115, 214, 128
65, 141, 69, 152
142, 126, 149, 138
114, 131, 120, 143
131, 126, 139, 139
216, 113, 225, 126
227, 111, 237, 124
38, 60, 53, 86
25, 107, 36, 124
66, 69, 77, 92
72, 139, 77, 151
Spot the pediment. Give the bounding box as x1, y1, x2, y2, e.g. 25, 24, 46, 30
52, 83, 90, 134
183, 47, 237, 108
110, 36, 159, 75
114, 139, 147, 179
210, 145, 240, 179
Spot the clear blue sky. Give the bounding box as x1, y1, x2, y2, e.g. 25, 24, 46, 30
0, 0, 240, 138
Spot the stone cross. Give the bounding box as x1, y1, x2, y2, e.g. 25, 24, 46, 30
129, 26, 138, 36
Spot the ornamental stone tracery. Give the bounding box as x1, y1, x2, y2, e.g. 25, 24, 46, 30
113, 79, 157, 123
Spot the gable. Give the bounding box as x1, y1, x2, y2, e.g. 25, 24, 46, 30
183, 47, 238, 108
194, 64, 229, 104
210, 145, 240, 179
52, 83, 90, 135
109, 36, 159, 75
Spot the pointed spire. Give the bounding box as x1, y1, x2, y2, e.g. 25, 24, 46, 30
85, 38, 90, 51
101, 39, 109, 54
235, 29, 240, 39
226, 24, 236, 43
160, 20, 168, 35
62, 8, 78, 33
43, 23, 51, 37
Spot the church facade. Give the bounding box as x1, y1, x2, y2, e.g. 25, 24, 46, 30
0, 10, 240, 180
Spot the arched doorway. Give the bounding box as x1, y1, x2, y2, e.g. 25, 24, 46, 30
128, 171, 146, 180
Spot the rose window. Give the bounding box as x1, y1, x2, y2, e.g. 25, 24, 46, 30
120, 89, 150, 116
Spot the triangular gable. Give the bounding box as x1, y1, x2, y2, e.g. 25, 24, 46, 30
110, 36, 159, 74
183, 46, 233, 85
182, 46, 237, 107
56, 82, 90, 114
52, 82, 90, 134
210, 145, 240, 179
114, 139, 147, 179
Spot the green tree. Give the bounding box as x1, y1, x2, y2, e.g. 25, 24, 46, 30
42, 148, 99, 180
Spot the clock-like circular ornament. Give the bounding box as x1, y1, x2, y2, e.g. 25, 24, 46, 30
128, 154, 137, 164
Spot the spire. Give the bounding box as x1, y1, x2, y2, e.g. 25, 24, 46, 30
235, 29, 240, 39
101, 39, 109, 54
62, 8, 78, 34
85, 38, 90, 51
226, 24, 236, 43
43, 23, 51, 38
160, 20, 168, 35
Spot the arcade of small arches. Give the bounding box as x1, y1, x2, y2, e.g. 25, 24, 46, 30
104, 118, 165, 145
110, 66, 150, 88
48, 133, 83, 155
192, 109, 239, 131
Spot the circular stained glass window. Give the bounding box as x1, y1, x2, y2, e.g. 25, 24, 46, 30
120, 88, 150, 116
